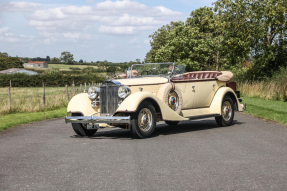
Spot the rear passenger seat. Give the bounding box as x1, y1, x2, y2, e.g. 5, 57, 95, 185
171, 71, 222, 82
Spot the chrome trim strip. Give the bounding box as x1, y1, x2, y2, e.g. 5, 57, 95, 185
65, 116, 130, 124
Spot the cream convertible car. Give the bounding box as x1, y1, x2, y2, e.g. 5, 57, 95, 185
65, 63, 245, 138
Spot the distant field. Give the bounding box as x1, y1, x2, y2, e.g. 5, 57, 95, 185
49, 64, 98, 70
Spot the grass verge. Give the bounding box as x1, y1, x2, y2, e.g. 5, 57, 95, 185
0, 108, 67, 132
242, 96, 287, 126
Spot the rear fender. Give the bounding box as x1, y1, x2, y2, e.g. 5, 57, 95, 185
210, 87, 242, 114
116, 91, 188, 121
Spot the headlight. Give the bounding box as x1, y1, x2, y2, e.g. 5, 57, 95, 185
88, 86, 100, 100
118, 86, 131, 99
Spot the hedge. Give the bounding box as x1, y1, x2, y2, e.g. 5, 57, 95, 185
0, 73, 106, 87
0, 57, 24, 71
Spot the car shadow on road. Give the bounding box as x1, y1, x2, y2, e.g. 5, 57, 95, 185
70, 119, 245, 140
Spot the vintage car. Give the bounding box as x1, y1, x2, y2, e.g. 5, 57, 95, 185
65, 63, 245, 138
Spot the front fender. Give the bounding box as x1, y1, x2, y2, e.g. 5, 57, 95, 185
67, 93, 98, 116
209, 87, 242, 114
116, 91, 188, 121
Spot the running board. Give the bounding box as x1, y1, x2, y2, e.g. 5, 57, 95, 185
188, 114, 221, 121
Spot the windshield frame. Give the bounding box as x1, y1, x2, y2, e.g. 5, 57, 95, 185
129, 62, 175, 78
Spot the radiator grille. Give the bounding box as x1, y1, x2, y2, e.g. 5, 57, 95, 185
100, 85, 120, 115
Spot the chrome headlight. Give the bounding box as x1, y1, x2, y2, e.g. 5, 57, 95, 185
88, 86, 100, 100
118, 86, 131, 99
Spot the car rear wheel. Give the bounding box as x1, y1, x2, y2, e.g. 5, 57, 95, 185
165, 121, 179, 126
71, 113, 97, 136
130, 101, 156, 139
215, 96, 234, 127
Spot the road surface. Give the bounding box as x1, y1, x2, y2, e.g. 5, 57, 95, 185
0, 113, 287, 190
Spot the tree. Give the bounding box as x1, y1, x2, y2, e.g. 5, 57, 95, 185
79, 59, 83, 64
145, 21, 184, 63
153, 7, 219, 71
60, 51, 74, 64
106, 66, 117, 73
214, 0, 287, 78
50, 57, 60, 64
46, 56, 50, 61
0, 52, 9, 57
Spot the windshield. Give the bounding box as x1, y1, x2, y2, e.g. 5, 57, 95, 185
128, 63, 186, 78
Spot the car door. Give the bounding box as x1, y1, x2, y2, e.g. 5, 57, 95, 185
193, 80, 218, 108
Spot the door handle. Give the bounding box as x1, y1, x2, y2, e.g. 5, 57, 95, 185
192, 86, 195, 92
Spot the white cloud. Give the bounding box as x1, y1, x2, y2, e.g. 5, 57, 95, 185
99, 25, 135, 34
27, 0, 184, 35
0, 27, 9, 35
0, 1, 41, 12
63, 32, 80, 39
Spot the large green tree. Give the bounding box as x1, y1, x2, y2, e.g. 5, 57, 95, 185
60, 51, 74, 64
214, 0, 287, 78
153, 7, 220, 71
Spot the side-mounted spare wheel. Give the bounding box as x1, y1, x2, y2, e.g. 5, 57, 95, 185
130, 101, 156, 139
157, 83, 183, 114
71, 113, 97, 136
215, 96, 234, 127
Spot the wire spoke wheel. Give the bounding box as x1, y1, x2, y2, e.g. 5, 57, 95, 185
138, 108, 153, 132
215, 96, 234, 127
131, 101, 156, 139
222, 101, 232, 121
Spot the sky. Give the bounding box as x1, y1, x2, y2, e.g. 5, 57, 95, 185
0, 0, 215, 62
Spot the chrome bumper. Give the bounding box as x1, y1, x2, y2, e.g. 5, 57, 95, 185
65, 115, 130, 124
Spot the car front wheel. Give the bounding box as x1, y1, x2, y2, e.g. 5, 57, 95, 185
215, 96, 234, 127
130, 101, 156, 138
71, 113, 97, 137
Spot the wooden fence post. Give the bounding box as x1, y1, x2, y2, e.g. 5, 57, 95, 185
8, 87, 11, 111
80, 84, 82, 92
42, 81, 45, 108
66, 85, 69, 101
72, 80, 75, 96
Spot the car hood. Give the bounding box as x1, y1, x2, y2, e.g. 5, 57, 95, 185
115, 76, 169, 86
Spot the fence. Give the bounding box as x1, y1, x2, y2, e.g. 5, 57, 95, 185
1, 80, 102, 115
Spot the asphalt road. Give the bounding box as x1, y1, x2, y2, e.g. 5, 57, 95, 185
1, 112, 287, 191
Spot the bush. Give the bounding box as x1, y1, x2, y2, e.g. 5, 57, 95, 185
0, 57, 24, 71
69, 67, 81, 70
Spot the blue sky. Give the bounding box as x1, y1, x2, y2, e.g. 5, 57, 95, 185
0, 0, 215, 62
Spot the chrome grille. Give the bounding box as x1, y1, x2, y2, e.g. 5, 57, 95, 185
100, 85, 120, 115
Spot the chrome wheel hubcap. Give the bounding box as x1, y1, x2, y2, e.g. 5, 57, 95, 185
168, 91, 179, 111
138, 108, 152, 132
222, 101, 232, 121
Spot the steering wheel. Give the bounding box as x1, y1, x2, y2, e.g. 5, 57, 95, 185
140, 70, 155, 75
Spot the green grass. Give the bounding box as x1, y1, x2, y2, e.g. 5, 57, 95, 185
49, 64, 98, 70
0, 108, 67, 132
242, 96, 287, 125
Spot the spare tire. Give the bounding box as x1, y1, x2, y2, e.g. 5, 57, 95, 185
157, 83, 183, 114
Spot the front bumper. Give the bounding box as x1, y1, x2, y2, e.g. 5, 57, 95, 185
65, 115, 130, 124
